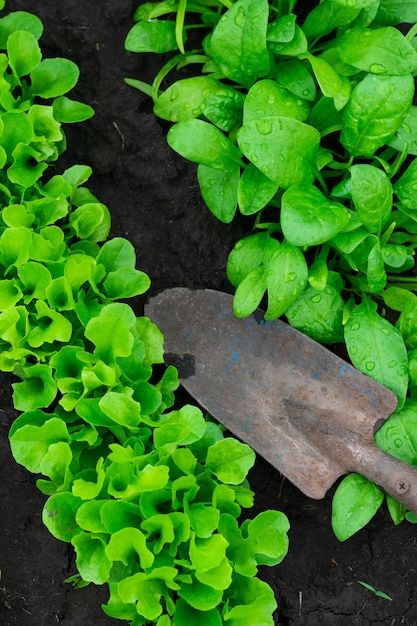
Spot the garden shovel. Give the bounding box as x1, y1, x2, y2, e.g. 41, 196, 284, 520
145, 288, 417, 513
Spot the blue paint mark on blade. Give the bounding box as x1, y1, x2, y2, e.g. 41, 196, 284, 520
225, 351, 240, 373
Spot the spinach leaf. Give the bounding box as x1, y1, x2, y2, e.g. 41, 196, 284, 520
375, 399, 417, 466
376, 1, 417, 26
168, 118, 242, 169
264, 239, 308, 320
243, 79, 310, 124
334, 27, 417, 75
154, 76, 244, 131
388, 106, 417, 156
209, 0, 270, 86
197, 163, 239, 223
275, 58, 317, 101
286, 283, 345, 344
344, 299, 408, 408
341, 74, 414, 157
332, 474, 384, 541
281, 183, 351, 246
125, 20, 178, 53
237, 117, 320, 187
237, 163, 278, 216
350, 164, 392, 235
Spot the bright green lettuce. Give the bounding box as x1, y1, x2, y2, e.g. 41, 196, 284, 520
0, 9, 290, 626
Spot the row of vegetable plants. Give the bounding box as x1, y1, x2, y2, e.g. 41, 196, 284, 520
125, 0, 417, 540
0, 6, 289, 626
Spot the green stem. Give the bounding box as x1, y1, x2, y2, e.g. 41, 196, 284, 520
176, 0, 188, 54
320, 124, 343, 138
406, 22, 417, 41
387, 275, 417, 284
151, 55, 182, 102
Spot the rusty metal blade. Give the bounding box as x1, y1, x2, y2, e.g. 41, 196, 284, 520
145, 288, 417, 512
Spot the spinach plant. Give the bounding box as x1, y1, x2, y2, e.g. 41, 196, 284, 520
0, 8, 290, 625
126, 0, 417, 539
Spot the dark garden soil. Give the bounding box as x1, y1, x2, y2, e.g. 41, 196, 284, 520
0, 1, 417, 625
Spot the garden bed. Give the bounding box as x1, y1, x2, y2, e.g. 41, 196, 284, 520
1, 1, 417, 624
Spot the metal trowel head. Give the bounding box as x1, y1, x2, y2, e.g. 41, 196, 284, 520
145, 288, 417, 513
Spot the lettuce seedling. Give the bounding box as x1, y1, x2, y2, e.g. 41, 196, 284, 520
126, 0, 417, 539
0, 9, 290, 626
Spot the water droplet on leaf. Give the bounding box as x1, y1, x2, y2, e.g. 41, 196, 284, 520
285, 272, 297, 283
370, 64, 386, 73
256, 119, 273, 135
310, 293, 322, 303
234, 7, 245, 28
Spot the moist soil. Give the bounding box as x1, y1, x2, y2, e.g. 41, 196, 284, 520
0, 1, 416, 625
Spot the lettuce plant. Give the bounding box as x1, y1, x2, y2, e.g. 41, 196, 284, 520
0, 8, 290, 625
126, 0, 417, 539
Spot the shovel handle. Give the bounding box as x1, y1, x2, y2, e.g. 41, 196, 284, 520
348, 441, 417, 514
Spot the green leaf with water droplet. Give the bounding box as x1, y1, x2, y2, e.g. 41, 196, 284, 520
210, 0, 270, 87
366, 239, 386, 293
237, 118, 320, 188
168, 119, 242, 169
384, 288, 417, 350
264, 240, 308, 320
332, 473, 384, 541
125, 20, 178, 53
237, 163, 278, 216
267, 23, 307, 57
286, 283, 344, 343
307, 258, 329, 292
266, 14, 296, 44
344, 299, 408, 407
233, 266, 266, 318
154, 76, 220, 123
197, 163, 239, 223
302, 0, 362, 40
154, 77, 244, 131
243, 79, 310, 125
393, 157, 417, 209
351, 164, 392, 236
375, 399, 417, 466
382, 244, 408, 270
407, 350, 417, 403
376, 0, 417, 26
275, 58, 317, 101
334, 27, 417, 75
388, 106, 417, 156
281, 183, 351, 246
341, 74, 414, 157
396, 294, 417, 350
302, 53, 344, 99
385, 495, 406, 526
227, 233, 278, 287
